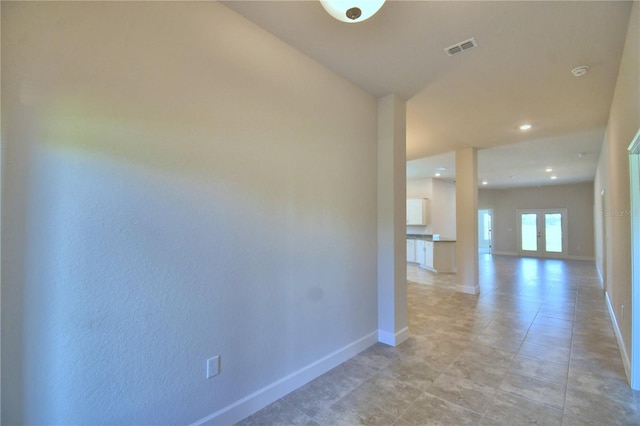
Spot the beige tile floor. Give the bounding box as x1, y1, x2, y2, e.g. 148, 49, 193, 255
236, 255, 640, 425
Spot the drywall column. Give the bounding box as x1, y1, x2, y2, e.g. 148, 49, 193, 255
377, 95, 409, 346
602, 1, 639, 386
455, 148, 480, 294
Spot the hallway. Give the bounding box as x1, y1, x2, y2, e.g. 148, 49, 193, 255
237, 256, 640, 425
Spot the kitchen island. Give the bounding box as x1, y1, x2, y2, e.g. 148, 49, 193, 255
407, 234, 456, 273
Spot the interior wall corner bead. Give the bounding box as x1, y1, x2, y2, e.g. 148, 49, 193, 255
320, 0, 385, 23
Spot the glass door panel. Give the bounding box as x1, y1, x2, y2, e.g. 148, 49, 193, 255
521, 213, 538, 251
545, 213, 563, 253
518, 209, 567, 257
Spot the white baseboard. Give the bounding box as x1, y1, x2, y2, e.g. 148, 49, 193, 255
492, 251, 517, 257
490, 251, 594, 262
378, 326, 410, 347
193, 331, 378, 426
567, 255, 596, 261
605, 291, 631, 384
596, 262, 604, 288
456, 283, 480, 295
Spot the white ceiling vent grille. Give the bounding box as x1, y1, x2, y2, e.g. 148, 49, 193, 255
444, 37, 478, 57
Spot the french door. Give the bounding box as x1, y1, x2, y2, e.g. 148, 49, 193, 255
478, 209, 492, 254
517, 209, 567, 258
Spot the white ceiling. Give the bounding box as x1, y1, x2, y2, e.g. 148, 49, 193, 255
407, 128, 604, 188
222, 0, 632, 188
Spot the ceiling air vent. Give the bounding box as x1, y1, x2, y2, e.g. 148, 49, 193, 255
444, 37, 478, 57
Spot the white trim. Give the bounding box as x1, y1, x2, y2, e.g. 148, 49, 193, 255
606, 292, 631, 385
492, 251, 518, 257
491, 251, 593, 262
628, 128, 640, 389
596, 262, 604, 287
192, 331, 378, 426
566, 255, 596, 262
378, 326, 410, 347
456, 283, 480, 295
419, 264, 436, 272
627, 128, 640, 153
478, 209, 493, 252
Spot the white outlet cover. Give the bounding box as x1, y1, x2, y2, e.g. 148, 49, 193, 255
207, 356, 220, 379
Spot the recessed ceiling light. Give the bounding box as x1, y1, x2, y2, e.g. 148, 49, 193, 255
551, 176, 557, 180
435, 172, 441, 177
545, 168, 553, 172
482, 181, 488, 185
519, 124, 532, 131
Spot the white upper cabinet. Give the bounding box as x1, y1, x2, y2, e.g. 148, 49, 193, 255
406, 198, 430, 225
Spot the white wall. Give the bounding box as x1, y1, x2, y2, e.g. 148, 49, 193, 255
1, 2, 379, 424
479, 183, 595, 259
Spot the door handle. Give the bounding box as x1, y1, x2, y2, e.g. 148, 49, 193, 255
537, 232, 541, 238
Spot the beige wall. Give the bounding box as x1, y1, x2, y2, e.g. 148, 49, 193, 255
406, 178, 456, 238
456, 148, 479, 294
594, 149, 607, 286
594, 1, 639, 375
432, 179, 457, 239
1, 2, 379, 424
407, 178, 432, 199
377, 95, 408, 345
479, 182, 595, 259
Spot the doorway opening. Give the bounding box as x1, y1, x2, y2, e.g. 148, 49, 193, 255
478, 209, 492, 254
516, 209, 568, 258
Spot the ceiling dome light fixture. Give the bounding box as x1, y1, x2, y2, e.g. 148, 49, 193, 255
519, 124, 532, 131
320, 0, 385, 23
571, 66, 589, 77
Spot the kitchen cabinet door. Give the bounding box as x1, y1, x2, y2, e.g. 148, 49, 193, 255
416, 240, 426, 265
407, 239, 416, 263
407, 198, 430, 225
424, 241, 434, 268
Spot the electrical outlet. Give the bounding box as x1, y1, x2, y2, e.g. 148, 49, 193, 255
207, 356, 220, 379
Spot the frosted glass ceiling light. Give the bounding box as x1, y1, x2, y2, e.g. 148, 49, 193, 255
320, 0, 385, 23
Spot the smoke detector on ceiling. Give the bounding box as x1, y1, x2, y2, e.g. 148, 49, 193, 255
444, 37, 478, 57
